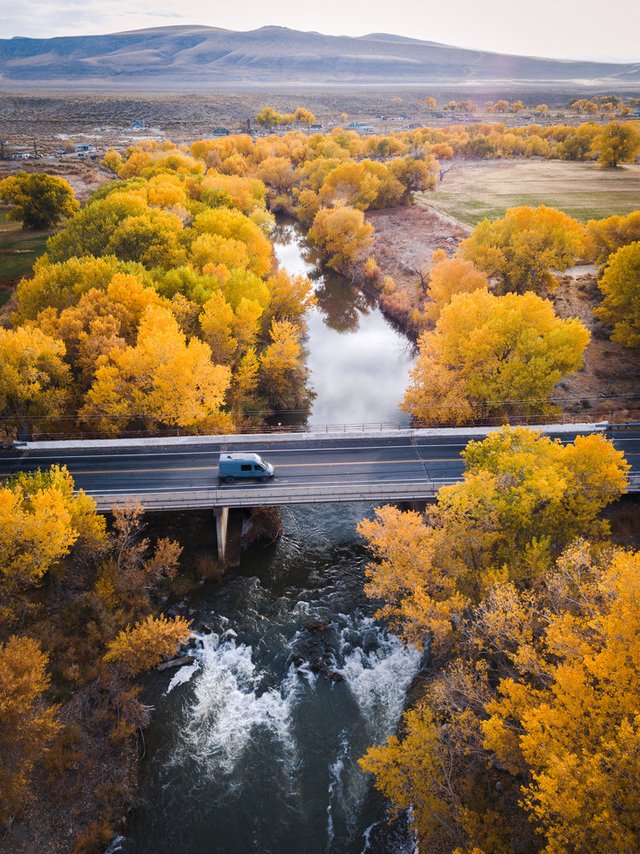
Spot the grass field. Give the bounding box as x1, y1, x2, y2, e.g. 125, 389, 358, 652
422, 160, 640, 226
0, 211, 51, 305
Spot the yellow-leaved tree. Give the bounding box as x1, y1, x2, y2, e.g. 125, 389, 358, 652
594, 240, 640, 347
0, 326, 71, 438
591, 121, 640, 167
459, 205, 585, 294
0, 465, 105, 591
307, 206, 374, 272
0, 172, 79, 229
402, 288, 590, 424
0, 636, 60, 824
483, 547, 640, 852
358, 427, 629, 650
103, 614, 191, 676
423, 252, 489, 322
584, 210, 640, 267
81, 305, 232, 435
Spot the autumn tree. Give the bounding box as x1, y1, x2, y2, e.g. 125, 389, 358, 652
255, 106, 284, 130
594, 241, 640, 346
0, 465, 105, 598
459, 205, 585, 294
403, 288, 590, 424
483, 546, 640, 852
0, 326, 71, 438
584, 209, 640, 266
259, 319, 307, 409
294, 107, 317, 127
45, 194, 148, 262
103, 614, 190, 676
81, 305, 232, 435
358, 428, 628, 650
360, 702, 466, 850
0, 637, 60, 824
591, 121, 640, 167
422, 252, 489, 322
13, 255, 128, 322
0, 172, 79, 229
190, 207, 273, 277
308, 206, 374, 272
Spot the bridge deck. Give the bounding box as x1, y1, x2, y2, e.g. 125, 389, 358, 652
0, 424, 638, 511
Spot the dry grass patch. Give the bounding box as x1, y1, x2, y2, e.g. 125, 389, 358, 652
422, 159, 640, 225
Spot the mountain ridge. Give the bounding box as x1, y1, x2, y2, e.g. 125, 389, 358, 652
1, 25, 638, 89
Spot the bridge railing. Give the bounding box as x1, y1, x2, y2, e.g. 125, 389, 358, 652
90, 478, 462, 511
17, 403, 640, 442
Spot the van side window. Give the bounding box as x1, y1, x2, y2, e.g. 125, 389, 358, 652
240, 464, 252, 472
253, 465, 263, 471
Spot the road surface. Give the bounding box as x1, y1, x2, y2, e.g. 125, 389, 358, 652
1, 425, 638, 510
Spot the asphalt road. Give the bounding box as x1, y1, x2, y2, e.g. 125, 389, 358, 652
1, 427, 638, 509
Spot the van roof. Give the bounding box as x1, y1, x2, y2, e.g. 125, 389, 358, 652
220, 452, 262, 462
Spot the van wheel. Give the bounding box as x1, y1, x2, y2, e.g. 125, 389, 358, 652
224, 476, 235, 484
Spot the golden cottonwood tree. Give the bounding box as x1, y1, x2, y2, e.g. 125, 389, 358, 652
81, 305, 232, 434
591, 121, 640, 167
190, 207, 272, 277
359, 703, 464, 850
0, 636, 60, 824
0, 326, 71, 438
308, 206, 374, 272
0, 465, 105, 589
423, 252, 489, 322
459, 206, 585, 294
0, 172, 79, 229
103, 614, 191, 676
259, 319, 305, 409
483, 547, 640, 853
13, 255, 133, 323
358, 428, 628, 649
402, 289, 590, 424
594, 241, 640, 347
584, 210, 640, 266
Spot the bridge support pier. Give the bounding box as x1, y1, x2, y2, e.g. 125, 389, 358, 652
214, 507, 229, 564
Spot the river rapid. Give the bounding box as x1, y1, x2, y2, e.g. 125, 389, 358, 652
119, 220, 419, 854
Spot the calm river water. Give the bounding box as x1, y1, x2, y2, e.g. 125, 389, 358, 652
119, 221, 418, 854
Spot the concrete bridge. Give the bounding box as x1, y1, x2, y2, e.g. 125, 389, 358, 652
1, 422, 638, 561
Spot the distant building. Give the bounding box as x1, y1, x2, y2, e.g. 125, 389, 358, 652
211, 127, 231, 136
74, 143, 96, 154
131, 120, 147, 130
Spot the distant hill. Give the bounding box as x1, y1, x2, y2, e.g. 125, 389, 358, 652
1, 25, 639, 89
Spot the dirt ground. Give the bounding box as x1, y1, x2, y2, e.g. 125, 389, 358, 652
551, 268, 640, 420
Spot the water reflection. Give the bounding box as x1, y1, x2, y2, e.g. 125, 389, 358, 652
272, 218, 415, 428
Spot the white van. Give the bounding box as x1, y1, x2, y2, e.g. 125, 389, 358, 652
218, 453, 275, 484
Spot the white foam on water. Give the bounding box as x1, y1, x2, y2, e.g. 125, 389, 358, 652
180, 633, 301, 775
326, 731, 350, 851
164, 661, 200, 695
336, 617, 422, 742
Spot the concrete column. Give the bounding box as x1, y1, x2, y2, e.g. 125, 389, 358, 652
214, 506, 229, 564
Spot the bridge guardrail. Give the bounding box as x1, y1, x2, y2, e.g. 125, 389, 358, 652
89, 478, 460, 511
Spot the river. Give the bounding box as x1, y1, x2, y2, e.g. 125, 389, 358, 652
118, 220, 418, 854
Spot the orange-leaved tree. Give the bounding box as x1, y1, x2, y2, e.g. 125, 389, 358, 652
0, 636, 60, 824
103, 614, 191, 676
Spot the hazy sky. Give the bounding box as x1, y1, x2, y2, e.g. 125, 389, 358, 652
1, 0, 639, 62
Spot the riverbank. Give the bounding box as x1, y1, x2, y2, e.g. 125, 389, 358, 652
366, 194, 640, 422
